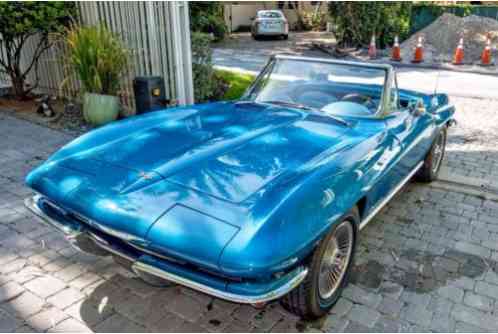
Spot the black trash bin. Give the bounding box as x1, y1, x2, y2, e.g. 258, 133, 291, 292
133, 76, 168, 114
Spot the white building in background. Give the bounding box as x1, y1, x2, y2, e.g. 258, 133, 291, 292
224, 1, 328, 33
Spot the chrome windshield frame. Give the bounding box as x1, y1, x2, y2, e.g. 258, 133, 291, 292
242, 55, 395, 118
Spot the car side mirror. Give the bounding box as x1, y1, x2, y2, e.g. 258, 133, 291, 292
408, 99, 426, 116
250, 17, 255, 21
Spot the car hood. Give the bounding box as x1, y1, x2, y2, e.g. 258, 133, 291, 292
27, 102, 360, 273
61, 102, 353, 203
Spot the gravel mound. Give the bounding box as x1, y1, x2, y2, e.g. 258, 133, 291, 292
400, 13, 498, 63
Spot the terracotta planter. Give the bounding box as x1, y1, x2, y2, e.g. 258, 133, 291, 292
83, 93, 119, 126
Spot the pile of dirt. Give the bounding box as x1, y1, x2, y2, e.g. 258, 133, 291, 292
400, 13, 498, 63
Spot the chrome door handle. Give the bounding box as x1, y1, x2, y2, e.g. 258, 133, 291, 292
403, 118, 411, 129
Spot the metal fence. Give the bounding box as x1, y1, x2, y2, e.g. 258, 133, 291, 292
410, 5, 498, 34
0, 1, 194, 112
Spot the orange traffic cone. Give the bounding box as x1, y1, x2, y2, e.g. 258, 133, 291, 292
412, 36, 424, 63
391, 35, 402, 61
368, 35, 377, 59
453, 37, 464, 65
481, 33, 492, 66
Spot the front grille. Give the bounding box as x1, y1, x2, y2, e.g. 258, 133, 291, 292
40, 198, 68, 218
71, 212, 92, 225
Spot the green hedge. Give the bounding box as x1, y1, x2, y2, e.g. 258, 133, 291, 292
191, 32, 218, 102
328, 2, 412, 48
410, 4, 498, 34
189, 2, 226, 41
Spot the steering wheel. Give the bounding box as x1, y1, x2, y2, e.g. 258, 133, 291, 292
341, 93, 376, 109
267, 86, 298, 104
294, 91, 338, 109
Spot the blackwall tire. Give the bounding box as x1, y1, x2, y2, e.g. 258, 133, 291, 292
416, 127, 447, 182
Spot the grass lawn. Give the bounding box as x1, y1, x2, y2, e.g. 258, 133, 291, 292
215, 69, 255, 100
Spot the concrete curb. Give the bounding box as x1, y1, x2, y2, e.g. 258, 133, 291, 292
433, 169, 498, 202
375, 59, 498, 77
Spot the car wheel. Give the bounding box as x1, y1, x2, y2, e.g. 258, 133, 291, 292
283, 34, 289, 40
253, 34, 259, 40
280, 207, 358, 319
416, 127, 447, 182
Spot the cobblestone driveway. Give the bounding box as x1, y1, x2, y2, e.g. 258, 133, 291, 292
1, 95, 498, 332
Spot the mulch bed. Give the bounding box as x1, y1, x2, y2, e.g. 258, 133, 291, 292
0, 96, 91, 136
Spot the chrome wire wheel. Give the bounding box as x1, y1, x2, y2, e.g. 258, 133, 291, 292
318, 220, 354, 300
432, 133, 445, 174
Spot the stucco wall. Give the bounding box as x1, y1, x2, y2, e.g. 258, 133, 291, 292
224, 2, 327, 32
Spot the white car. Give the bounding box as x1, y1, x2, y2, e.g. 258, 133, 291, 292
251, 10, 289, 40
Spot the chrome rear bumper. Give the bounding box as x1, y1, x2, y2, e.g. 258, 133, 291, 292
25, 194, 308, 304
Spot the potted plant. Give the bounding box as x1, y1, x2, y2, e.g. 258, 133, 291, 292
65, 25, 128, 125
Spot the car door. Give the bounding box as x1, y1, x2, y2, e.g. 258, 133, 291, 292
384, 74, 436, 178
363, 71, 433, 216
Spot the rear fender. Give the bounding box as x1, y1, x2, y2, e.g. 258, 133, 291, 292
427, 93, 455, 128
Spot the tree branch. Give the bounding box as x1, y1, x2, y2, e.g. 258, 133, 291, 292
0, 51, 8, 70
13, 35, 28, 70
5, 38, 13, 70
23, 58, 41, 95
22, 35, 52, 79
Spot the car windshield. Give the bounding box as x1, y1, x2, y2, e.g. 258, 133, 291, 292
258, 11, 282, 18
245, 58, 388, 117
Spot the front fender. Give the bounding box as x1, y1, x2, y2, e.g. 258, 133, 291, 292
44, 106, 200, 165
218, 135, 379, 278
218, 167, 365, 278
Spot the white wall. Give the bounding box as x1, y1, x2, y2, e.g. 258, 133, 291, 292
224, 2, 327, 33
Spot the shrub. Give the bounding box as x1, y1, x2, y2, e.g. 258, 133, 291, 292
65, 25, 128, 96
191, 32, 227, 102
329, 2, 412, 48
300, 11, 328, 31
0, 2, 75, 100
189, 3, 226, 41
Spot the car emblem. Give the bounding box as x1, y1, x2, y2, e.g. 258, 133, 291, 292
139, 171, 154, 180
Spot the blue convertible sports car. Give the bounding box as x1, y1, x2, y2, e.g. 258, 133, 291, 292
25, 56, 454, 318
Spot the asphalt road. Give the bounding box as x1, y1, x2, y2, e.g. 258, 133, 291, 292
213, 47, 498, 100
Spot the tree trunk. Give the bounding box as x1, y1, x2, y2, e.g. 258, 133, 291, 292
11, 74, 27, 100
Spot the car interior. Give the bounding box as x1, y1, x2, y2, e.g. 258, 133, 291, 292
248, 58, 394, 118
259, 81, 385, 117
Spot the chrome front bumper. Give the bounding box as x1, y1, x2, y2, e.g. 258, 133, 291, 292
132, 261, 307, 304
25, 194, 308, 304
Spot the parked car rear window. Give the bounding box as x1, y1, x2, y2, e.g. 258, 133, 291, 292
258, 11, 283, 18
